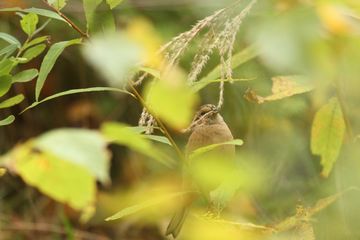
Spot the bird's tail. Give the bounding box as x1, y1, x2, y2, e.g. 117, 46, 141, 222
166, 206, 190, 238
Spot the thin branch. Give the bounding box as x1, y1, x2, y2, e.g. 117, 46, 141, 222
1, 221, 109, 240
128, 84, 185, 162
41, 0, 89, 38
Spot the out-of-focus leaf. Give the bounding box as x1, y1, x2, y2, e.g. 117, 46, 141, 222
0, 75, 12, 97
0, 115, 15, 126
126, 18, 163, 67
317, 3, 352, 34
0, 44, 18, 57
0, 168, 6, 176
101, 122, 174, 166
22, 44, 46, 62
0, 32, 21, 47
23, 36, 49, 50
1, 143, 96, 211
0, 94, 24, 109
138, 67, 161, 79
106, 192, 187, 221
47, 0, 68, 10
20, 13, 38, 36
189, 139, 244, 159
106, 0, 125, 9
21, 87, 133, 113
0, 7, 66, 22
311, 97, 345, 177
145, 77, 198, 130
12, 69, 38, 83
36, 38, 82, 101
244, 76, 314, 104
34, 129, 111, 184
82, 33, 141, 86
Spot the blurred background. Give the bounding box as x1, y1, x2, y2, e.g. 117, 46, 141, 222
0, 0, 360, 239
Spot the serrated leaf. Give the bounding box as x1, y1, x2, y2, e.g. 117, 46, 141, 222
189, 139, 244, 159
0, 94, 24, 109
311, 97, 345, 177
244, 76, 314, 104
20, 13, 39, 36
0, 8, 66, 22
0, 115, 15, 126
0, 32, 21, 47
12, 69, 39, 83
1, 143, 96, 211
106, 0, 125, 9
101, 122, 174, 167
36, 38, 82, 101
0, 75, 12, 97
47, 0, 68, 10
23, 36, 49, 50
34, 129, 111, 184
106, 192, 186, 221
22, 44, 46, 62
21, 87, 133, 113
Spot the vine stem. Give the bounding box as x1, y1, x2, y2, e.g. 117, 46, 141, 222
128, 84, 185, 162
41, 0, 89, 38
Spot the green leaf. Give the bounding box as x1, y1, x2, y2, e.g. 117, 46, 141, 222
0, 32, 21, 47
83, 0, 115, 33
0, 58, 17, 76
21, 87, 133, 113
0, 115, 15, 126
138, 67, 161, 79
106, 192, 187, 221
106, 0, 125, 9
145, 79, 198, 130
144, 135, 172, 146
20, 13, 39, 36
47, 0, 68, 10
0, 75, 12, 97
0, 8, 66, 22
23, 36, 49, 50
101, 122, 174, 167
36, 38, 82, 101
0, 94, 24, 109
189, 139, 244, 159
34, 129, 111, 184
198, 46, 257, 84
0, 44, 18, 57
311, 97, 346, 177
1, 143, 96, 211
22, 44, 46, 62
12, 69, 39, 83
82, 33, 140, 86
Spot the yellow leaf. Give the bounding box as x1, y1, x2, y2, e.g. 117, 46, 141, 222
311, 97, 346, 177
126, 17, 163, 68
317, 3, 352, 34
145, 74, 199, 130
244, 76, 313, 104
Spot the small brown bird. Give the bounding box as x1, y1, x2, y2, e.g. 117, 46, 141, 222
166, 104, 235, 238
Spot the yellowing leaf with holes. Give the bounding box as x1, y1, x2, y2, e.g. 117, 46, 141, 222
145, 76, 198, 130
244, 76, 313, 104
311, 97, 345, 177
1, 142, 96, 213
